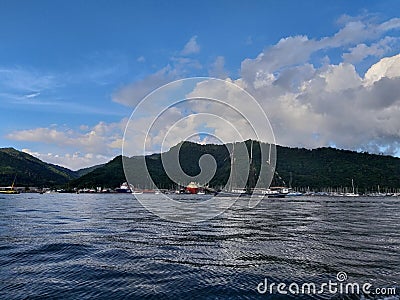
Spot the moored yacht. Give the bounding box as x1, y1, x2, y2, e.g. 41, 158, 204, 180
115, 182, 131, 193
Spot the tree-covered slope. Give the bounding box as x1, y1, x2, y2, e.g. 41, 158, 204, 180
0, 148, 78, 187
69, 141, 400, 191
68, 156, 125, 189
275, 147, 400, 191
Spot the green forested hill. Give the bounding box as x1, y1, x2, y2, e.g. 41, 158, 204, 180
69, 141, 400, 191
275, 147, 400, 191
2, 143, 399, 190
0, 148, 78, 187
69, 156, 125, 189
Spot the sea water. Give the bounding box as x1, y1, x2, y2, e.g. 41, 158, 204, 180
0, 193, 399, 299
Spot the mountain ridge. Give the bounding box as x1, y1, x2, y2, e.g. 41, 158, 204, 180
69, 141, 400, 192
0, 147, 100, 187
2, 143, 400, 191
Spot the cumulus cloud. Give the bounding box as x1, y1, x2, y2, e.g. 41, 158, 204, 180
364, 53, 400, 85
242, 53, 400, 155
241, 35, 318, 84
7, 119, 128, 169
22, 149, 109, 171
181, 35, 200, 55
208, 56, 229, 79
343, 37, 398, 63
228, 16, 400, 155
241, 16, 400, 85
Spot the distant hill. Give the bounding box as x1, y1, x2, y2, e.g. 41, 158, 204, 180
69, 156, 124, 189
69, 141, 400, 192
75, 163, 105, 177
0, 148, 78, 187
275, 146, 400, 191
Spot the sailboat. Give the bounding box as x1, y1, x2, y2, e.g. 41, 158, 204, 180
219, 140, 288, 198
344, 179, 359, 197
0, 175, 20, 194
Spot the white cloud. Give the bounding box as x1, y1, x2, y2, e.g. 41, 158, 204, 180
7, 119, 128, 169
320, 63, 362, 92
208, 56, 229, 79
241, 35, 318, 84
364, 53, 400, 85
22, 148, 109, 170
378, 17, 400, 31
343, 37, 398, 63
181, 35, 200, 55
241, 16, 400, 86
240, 52, 400, 155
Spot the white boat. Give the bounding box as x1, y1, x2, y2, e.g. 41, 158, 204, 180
115, 182, 131, 193
255, 187, 289, 198
344, 179, 359, 197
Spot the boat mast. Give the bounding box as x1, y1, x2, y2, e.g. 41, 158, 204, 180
229, 143, 235, 192
11, 174, 17, 189
247, 140, 254, 194
250, 139, 253, 165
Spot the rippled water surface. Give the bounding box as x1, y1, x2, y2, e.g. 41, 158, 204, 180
0, 194, 399, 299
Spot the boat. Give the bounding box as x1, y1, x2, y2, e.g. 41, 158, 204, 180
186, 182, 199, 194
0, 175, 20, 194
218, 140, 288, 198
0, 187, 19, 194
250, 186, 289, 198
115, 182, 131, 193
131, 191, 143, 195
344, 179, 359, 197
367, 185, 388, 197
218, 142, 251, 196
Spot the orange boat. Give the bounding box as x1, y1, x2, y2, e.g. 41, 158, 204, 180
186, 182, 199, 194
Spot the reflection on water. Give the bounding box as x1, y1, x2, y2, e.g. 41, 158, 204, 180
0, 194, 399, 299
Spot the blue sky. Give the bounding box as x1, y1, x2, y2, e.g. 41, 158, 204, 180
1, 1, 400, 169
